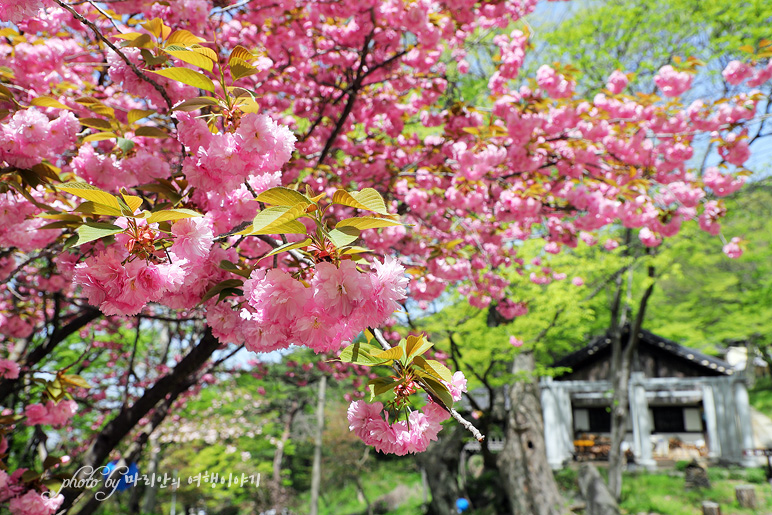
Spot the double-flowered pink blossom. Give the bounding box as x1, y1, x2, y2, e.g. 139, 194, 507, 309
8, 489, 64, 515
176, 112, 296, 195
654, 65, 692, 97
347, 400, 450, 455
0, 0, 46, 24
24, 400, 77, 428
236, 258, 410, 353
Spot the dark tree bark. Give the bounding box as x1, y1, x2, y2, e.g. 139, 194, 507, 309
417, 425, 465, 515
497, 351, 564, 515
59, 329, 221, 514
607, 263, 655, 501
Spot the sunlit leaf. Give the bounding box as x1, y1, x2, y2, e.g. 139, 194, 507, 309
336, 217, 402, 230
82, 131, 118, 143
146, 208, 202, 224
164, 48, 214, 72
75, 222, 124, 246
328, 226, 360, 248
254, 187, 311, 207
167, 29, 206, 46
30, 96, 70, 110
59, 183, 122, 210
78, 117, 112, 131
127, 109, 155, 124
147, 67, 215, 93
135, 126, 169, 138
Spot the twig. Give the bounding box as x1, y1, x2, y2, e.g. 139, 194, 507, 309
54, 0, 174, 109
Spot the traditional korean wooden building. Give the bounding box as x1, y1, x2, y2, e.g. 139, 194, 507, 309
540, 327, 755, 469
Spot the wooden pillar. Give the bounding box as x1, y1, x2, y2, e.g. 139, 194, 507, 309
701, 501, 720, 515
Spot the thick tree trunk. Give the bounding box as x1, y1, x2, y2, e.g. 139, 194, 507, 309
417, 425, 465, 515
497, 351, 563, 515
578, 463, 620, 515
309, 375, 326, 515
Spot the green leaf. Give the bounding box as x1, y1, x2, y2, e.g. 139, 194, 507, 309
367, 377, 403, 401
200, 278, 244, 304
30, 96, 70, 110
167, 29, 206, 46
372, 346, 403, 362
117, 137, 135, 154
127, 109, 156, 124
75, 222, 124, 246
254, 187, 312, 207
164, 48, 214, 72
419, 376, 454, 408
338, 341, 393, 366
336, 217, 402, 231
403, 334, 433, 363
327, 226, 360, 248
413, 356, 454, 384
230, 58, 258, 81
146, 208, 202, 224
259, 237, 312, 262
332, 188, 396, 217
147, 67, 215, 93
59, 183, 122, 210
78, 117, 112, 130
135, 126, 169, 138
218, 260, 252, 279
228, 45, 255, 66
249, 204, 308, 235
172, 96, 220, 112
82, 131, 118, 143
73, 201, 123, 217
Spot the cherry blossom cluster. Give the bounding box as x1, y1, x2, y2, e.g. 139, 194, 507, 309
24, 399, 77, 428
74, 217, 216, 316
210, 257, 409, 354
176, 112, 296, 195
346, 371, 467, 455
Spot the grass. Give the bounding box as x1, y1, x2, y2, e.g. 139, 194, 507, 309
295, 459, 425, 515
620, 469, 772, 515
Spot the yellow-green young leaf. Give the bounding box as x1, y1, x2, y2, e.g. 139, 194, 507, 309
112, 32, 145, 41
141, 17, 170, 39
31, 162, 61, 182
73, 201, 123, 217
75, 97, 115, 118
0, 84, 14, 100
135, 126, 169, 138
327, 226, 360, 248
419, 376, 454, 408
372, 346, 403, 362
739, 44, 756, 54
59, 374, 91, 389
250, 204, 307, 235
167, 29, 206, 46
82, 131, 117, 143
147, 68, 215, 93
421, 358, 454, 384
368, 377, 403, 399
75, 222, 124, 246
236, 97, 261, 113
189, 44, 218, 61
30, 96, 70, 110
229, 45, 254, 65
172, 96, 219, 112
59, 183, 121, 210
339, 341, 391, 366
38, 213, 83, 221
121, 193, 143, 213
404, 334, 433, 362
230, 58, 258, 81
146, 208, 202, 224
332, 188, 394, 217
78, 117, 112, 130
164, 49, 214, 72
254, 186, 311, 207
335, 217, 402, 231
123, 33, 155, 49
127, 109, 155, 124
259, 237, 312, 262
